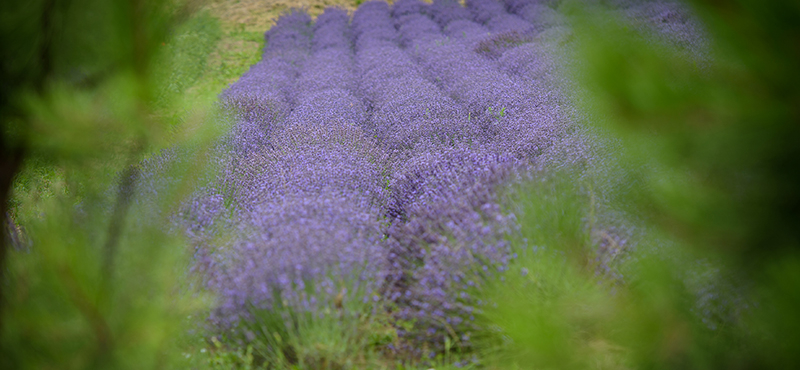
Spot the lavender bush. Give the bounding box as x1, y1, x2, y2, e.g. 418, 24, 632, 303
171, 0, 746, 367
192, 0, 592, 361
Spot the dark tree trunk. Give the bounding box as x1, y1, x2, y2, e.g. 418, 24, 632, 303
0, 140, 24, 335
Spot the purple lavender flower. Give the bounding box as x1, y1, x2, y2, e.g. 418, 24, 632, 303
177, 0, 688, 359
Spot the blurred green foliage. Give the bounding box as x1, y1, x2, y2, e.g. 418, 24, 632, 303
570, 0, 800, 265
153, 12, 221, 109
4, 0, 800, 368
0, 0, 225, 369
479, 1, 800, 369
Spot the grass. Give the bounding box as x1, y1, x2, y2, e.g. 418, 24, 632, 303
191, 0, 365, 98
160, 0, 366, 136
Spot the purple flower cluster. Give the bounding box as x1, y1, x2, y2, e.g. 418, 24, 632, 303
430, 0, 475, 29
198, 0, 577, 350
395, 3, 574, 164
614, 0, 709, 55
380, 145, 521, 350
354, 4, 477, 158
202, 8, 392, 330
367, 1, 574, 351
173, 0, 708, 358
503, 0, 565, 31
466, 0, 535, 34
352, 1, 398, 51
218, 10, 312, 157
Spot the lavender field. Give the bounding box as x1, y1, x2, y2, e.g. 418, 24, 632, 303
3, 0, 800, 369
185, 0, 702, 365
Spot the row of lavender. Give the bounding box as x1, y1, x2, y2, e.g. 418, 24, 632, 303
353, 2, 527, 350
208, 9, 390, 330
180, 0, 703, 354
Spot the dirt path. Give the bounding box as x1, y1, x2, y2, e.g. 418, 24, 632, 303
205, 0, 364, 33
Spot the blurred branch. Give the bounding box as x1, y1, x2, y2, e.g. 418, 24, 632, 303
57, 264, 114, 365
102, 145, 142, 288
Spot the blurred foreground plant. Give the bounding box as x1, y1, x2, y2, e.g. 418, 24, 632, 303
0, 0, 223, 368
479, 0, 800, 369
